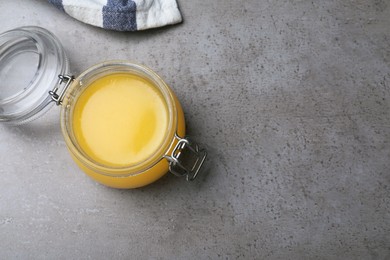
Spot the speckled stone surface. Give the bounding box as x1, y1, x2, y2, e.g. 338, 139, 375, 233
0, 0, 389, 259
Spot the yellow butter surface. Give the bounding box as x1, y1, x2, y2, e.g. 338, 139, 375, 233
72, 73, 168, 167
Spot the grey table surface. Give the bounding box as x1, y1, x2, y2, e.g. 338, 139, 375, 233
1, 0, 389, 259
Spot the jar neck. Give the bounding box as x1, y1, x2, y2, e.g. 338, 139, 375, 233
60, 61, 178, 176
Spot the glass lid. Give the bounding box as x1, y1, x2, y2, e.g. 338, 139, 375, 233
0, 26, 68, 125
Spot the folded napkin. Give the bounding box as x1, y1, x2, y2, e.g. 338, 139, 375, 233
48, 0, 183, 31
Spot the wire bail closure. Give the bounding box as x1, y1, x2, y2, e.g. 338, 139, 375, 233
164, 134, 207, 181
49, 75, 74, 106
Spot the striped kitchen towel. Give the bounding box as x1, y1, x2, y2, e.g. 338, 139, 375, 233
48, 0, 183, 31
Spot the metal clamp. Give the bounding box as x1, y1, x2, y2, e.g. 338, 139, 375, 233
164, 135, 207, 181
49, 74, 74, 106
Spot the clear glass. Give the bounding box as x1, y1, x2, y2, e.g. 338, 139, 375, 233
0, 26, 68, 125
60, 61, 186, 186
0, 26, 202, 188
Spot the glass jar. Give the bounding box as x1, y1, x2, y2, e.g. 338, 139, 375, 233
0, 26, 207, 189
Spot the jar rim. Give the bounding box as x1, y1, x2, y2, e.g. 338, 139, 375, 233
60, 61, 178, 177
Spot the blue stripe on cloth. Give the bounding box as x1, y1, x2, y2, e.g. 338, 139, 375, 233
48, 0, 64, 12
103, 0, 137, 31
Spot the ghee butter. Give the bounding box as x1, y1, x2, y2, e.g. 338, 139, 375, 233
72, 73, 169, 167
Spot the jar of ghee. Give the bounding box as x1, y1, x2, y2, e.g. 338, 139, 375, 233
0, 26, 207, 188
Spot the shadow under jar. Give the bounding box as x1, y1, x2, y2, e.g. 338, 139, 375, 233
0, 26, 207, 189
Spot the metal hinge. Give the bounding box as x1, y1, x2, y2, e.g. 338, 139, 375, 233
48, 74, 75, 106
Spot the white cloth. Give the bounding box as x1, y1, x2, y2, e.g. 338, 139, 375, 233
48, 0, 183, 31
